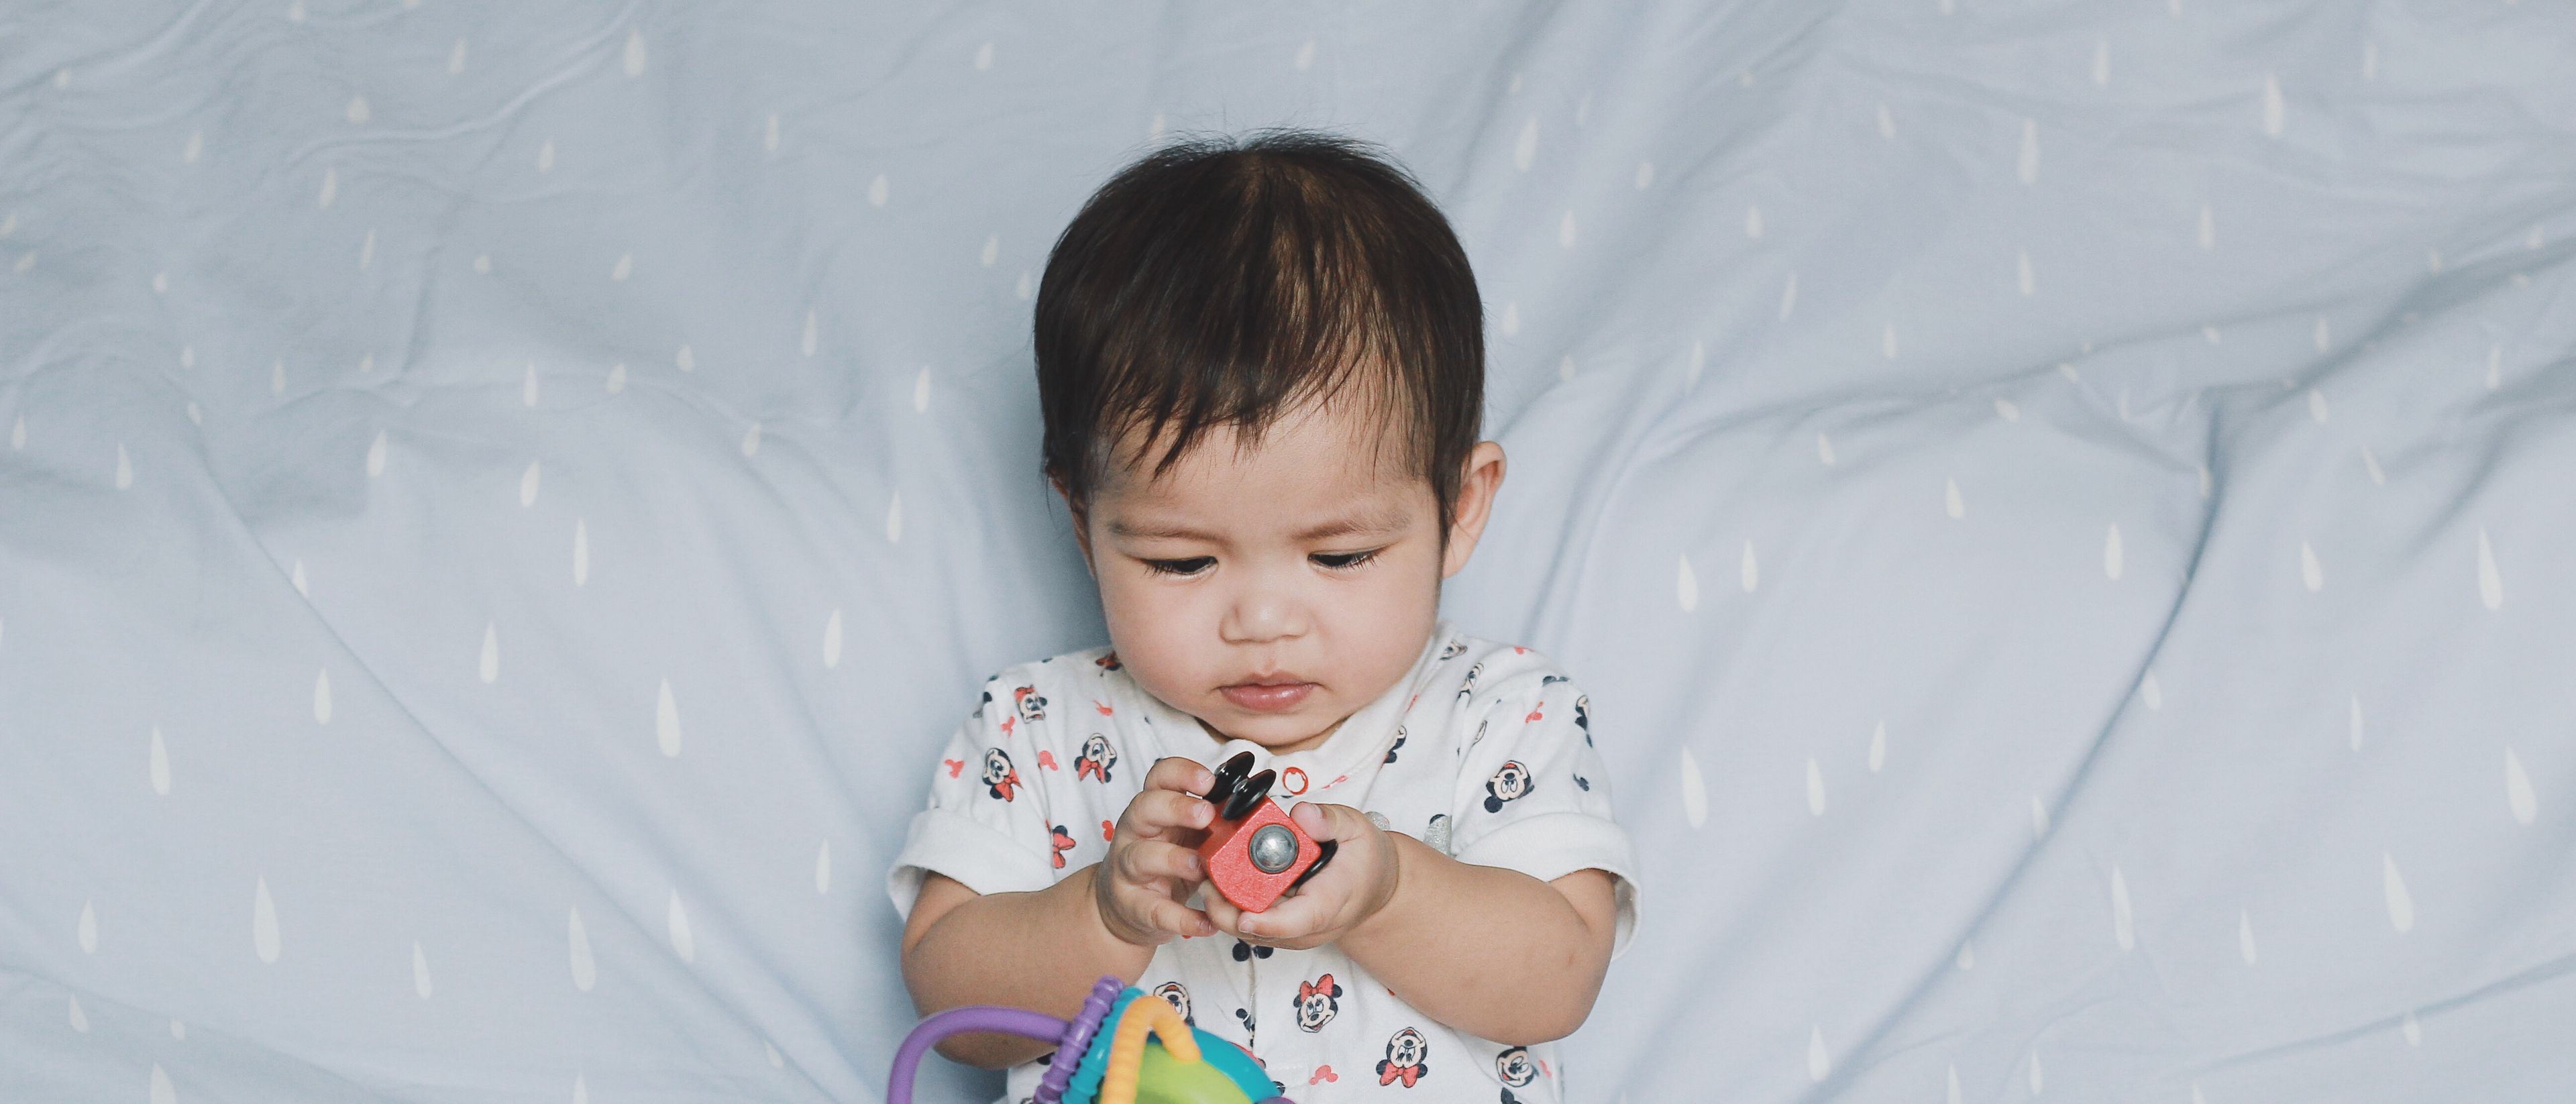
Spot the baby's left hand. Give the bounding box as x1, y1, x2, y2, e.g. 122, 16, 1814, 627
1203, 802, 1399, 950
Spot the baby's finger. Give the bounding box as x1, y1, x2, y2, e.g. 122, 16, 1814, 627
1142, 756, 1215, 795
1234, 885, 1332, 941
1134, 893, 1216, 940
1114, 839, 1203, 886
1291, 800, 1372, 842
1201, 889, 1244, 935
1120, 789, 1214, 839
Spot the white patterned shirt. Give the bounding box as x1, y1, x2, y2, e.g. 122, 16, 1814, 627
888, 623, 1639, 1103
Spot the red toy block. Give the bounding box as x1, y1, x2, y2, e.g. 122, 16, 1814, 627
1197, 797, 1322, 914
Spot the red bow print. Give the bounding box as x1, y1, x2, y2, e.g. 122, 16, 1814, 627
1524, 708, 1544, 723
1309, 1066, 1338, 1085
992, 770, 1021, 800
1299, 974, 1336, 1001
1076, 756, 1106, 781
1380, 1062, 1422, 1088
1095, 700, 1114, 716
1100, 820, 1115, 842
1050, 826, 1075, 869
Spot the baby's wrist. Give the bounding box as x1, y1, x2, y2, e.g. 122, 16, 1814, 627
1347, 824, 1408, 937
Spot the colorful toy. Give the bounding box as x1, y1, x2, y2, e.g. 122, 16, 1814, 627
1194, 751, 1337, 913
886, 976, 1295, 1104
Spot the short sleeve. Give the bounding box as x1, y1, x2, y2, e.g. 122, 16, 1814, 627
885, 674, 1067, 918
1446, 672, 1642, 958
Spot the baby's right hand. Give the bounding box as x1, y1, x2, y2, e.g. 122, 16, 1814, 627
1093, 757, 1221, 946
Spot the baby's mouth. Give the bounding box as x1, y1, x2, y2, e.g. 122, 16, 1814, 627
1219, 677, 1316, 713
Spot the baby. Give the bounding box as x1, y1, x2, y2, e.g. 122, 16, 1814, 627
888, 131, 1638, 1103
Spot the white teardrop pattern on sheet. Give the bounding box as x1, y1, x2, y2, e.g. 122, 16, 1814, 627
412, 941, 433, 999
150, 726, 170, 795
2239, 907, 2259, 964
1806, 757, 1825, 816
573, 519, 590, 586
1740, 540, 1759, 592
2382, 852, 2414, 933
815, 840, 833, 894
623, 28, 647, 77
2104, 525, 2125, 580
1678, 749, 1707, 829
1676, 555, 1699, 612
2112, 865, 2135, 950
479, 622, 499, 684
1807, 1025, 1830, 1083
519, 461, 540, 507
568, 905, 596, 991
314, 669, 333, 725
2477, 529, 2503, 610
823, 609, 844, 669
2505, 748, 2536, 825
667, 891, 696, 963
656, 679, 682, 757
254, 875, 280, 963
78, 899, 97, 953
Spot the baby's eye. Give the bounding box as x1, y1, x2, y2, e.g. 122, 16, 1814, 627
1311, 549, 1382, 570
1144, 557, 1216, 577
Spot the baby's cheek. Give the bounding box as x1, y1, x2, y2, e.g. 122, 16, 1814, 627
1097, 580, 1208, 698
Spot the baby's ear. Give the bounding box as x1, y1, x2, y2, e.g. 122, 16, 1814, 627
1441, 441, 1509, 577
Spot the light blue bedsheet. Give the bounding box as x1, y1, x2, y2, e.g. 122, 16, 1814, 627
3, 1, 2571, 1101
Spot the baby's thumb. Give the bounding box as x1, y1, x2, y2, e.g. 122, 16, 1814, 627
1292, 800, 1368, 841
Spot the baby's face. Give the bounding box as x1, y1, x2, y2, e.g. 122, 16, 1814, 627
1073, 400, 1496, 755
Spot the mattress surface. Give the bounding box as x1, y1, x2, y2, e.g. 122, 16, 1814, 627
2, 1, 2571, 1101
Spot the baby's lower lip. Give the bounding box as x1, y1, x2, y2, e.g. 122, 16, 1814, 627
1220, 683, 1316, 712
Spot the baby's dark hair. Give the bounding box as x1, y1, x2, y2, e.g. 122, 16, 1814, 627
1034, 129, 1484, 526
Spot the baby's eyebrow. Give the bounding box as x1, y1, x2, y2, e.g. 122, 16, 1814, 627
1106, 518, 1222, 542
1292, 507, 1410, 543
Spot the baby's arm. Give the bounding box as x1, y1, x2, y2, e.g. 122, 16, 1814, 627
900, 757, 1222, 1068
1203, 802, 1618, 1046
1341, 834, 1619, 1045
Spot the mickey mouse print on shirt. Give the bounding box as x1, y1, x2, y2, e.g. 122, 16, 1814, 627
1496, 1047, 1537, 1103
1293, 973, 1342, 1032
1152, 981, 1194, 1026
1075, 733, 1118, 782
1483, 760, 1534, 812
981, 748, 1022, 802
1378, 1028, 1431, 1088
